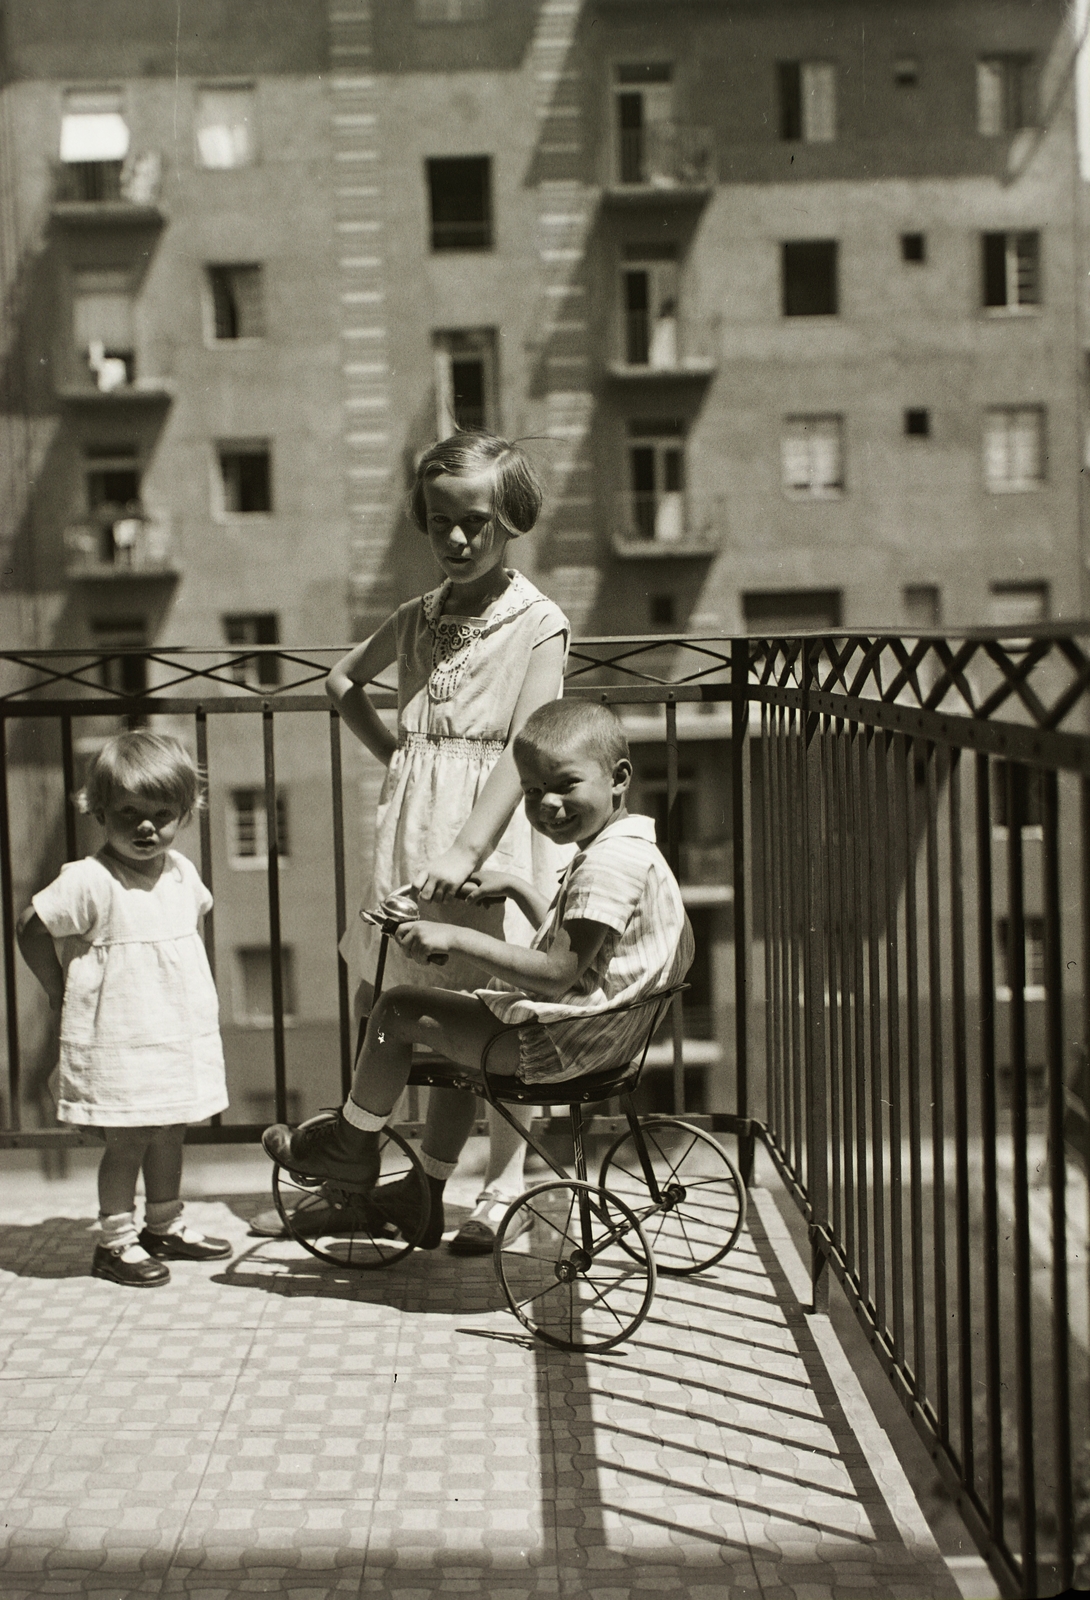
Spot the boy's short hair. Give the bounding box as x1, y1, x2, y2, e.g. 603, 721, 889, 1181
409, 430, 543, 539
78, 731, 203, 817
514, 700, 629, 773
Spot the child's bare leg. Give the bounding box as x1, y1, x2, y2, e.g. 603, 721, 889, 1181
263, 986, 518, 1207
137, 1124, 232, 1261
447, 1102, 535, 1256
98, 1126, 150, 1221
94, 1127, 170, 1287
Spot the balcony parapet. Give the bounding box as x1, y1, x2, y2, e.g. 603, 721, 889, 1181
49, 153, 165, 225
64, 515, 176, 580
611, 492, 720, 558
604, 123, 715, 200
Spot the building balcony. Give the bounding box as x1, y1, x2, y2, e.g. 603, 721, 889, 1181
678, 841, 732, 905
49, 154, 165, 225
63, 514, 176, 580
611, 492, 720, 558
604, 124, 716, 201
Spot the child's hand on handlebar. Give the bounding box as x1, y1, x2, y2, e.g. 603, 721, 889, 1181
395, 920, 453, 966
458, 870, 511, 906
413, 844, 478, 904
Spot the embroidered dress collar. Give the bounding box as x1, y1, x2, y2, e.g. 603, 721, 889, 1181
421, 570, 544, 703
421, 569, 542, 639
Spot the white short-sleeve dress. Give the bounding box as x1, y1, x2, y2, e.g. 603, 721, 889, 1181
340, 568, 572, 996
31, 849, 228, 1128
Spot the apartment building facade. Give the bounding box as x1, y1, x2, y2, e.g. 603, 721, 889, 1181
0, 0, 1082, 1122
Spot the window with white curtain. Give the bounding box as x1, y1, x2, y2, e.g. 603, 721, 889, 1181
781, 415, 845, 497
196, 87, 255, 169
983, 407, 1045, 490
60, 88, 129, 162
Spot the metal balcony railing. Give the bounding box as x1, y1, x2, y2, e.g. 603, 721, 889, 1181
613, 123, 715, 189
50, 152, 163, 210
0, 629, 1088, 1596
63, 515, 175, 578
611, 492, 720, 556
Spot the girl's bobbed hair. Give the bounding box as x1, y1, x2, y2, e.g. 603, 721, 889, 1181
409, 430, 543, 539
77, 731, 204, 818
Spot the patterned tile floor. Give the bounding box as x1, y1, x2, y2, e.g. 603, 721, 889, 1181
0, 1143, 968, 1599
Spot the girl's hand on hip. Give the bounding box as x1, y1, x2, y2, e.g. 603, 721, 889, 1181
413, 844, 479, 903
395, 921, 452, 966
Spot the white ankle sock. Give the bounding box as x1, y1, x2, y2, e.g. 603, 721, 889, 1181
419, 1151, 457, 1181
342, 1098, 388, 1133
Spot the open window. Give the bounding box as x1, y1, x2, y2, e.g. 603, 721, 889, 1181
625, 419, 686, 544
58, 88, 128, 201
73, 270, 135, 389
433, 329, 498, 435
621, 244, 679, 367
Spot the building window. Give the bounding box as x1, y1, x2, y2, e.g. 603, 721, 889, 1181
91, 617, 148, 696
82, 442, 144, 567
222, 613, 281, 687
433, 329, 498, 435
649, 593, 676, 628
977, 57, 1033, 136
901, 232, 926, 263
982, 231, 1039, 310
893, 58, 919, 88
903, 584, 941, 628
777, 61, 837, 143
983, 408, 1045, 491
782, 241, 838, 316
625, 419, 685, 544
207, 265, 264, 340
427, 156, 492, 251
988, 581, 1049, 626
195, 86, 255, 169
742, 590, 843, 634
781, 415, 845, 497
73, 270, 135, 389
236, 946, 296, 1025
58, 88, 128, 200
904, 408, 931, 437
217, 444, 272, 514
743, 590, 843, 637
614, 63, 674, 184
415, 0, 487, 17
992, 760, 1045, 828
996, 916, 1046, 996
621, 244, 679, 367
228, 788, 290, 867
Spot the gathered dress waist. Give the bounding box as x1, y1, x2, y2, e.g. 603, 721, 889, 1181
399, 731, 505, 761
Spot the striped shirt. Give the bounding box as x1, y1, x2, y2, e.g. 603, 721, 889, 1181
477, 812, 694, 1084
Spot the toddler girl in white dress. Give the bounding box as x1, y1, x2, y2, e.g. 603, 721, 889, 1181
17, 731, 231, 1287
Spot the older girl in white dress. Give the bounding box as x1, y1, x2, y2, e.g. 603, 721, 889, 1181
328, 431, 571, 1253
17, 732, 231, 1287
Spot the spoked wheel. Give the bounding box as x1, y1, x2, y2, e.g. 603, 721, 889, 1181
493, 1180, 656, 1353
271, 1124, 430, 1270
598, 1117, 747, 1276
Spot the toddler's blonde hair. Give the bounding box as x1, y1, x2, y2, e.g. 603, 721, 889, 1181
78, 731, 203, 818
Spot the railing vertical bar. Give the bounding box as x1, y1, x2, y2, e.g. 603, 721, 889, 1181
948, 749, 974, 1486
731, 640, 753, 1183
823, 719, 843, 1251
864, 727, 887, 1330
760, 704, 779, 1151
1042, 767, 1073, 1593
775, 703, 794, 1173
665, 698, 685, 1115
902, 736, 926, 1397
881, 731, 906, 1365
328, 709, 353, 1100
788, 703, 805, 1184
194, 709, 216, 984
835, 719, 856, 1281
925, 742, 950, 1441
262, 707, 288, 1126
976, 753, 1004, 1546
802, 650, 829, 1310
60, 715, 78, 861
848, 722, 870, 1307
0, 719, 22, 1132
1004, 761, 1036, 1595
194, 708, 221, 1129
